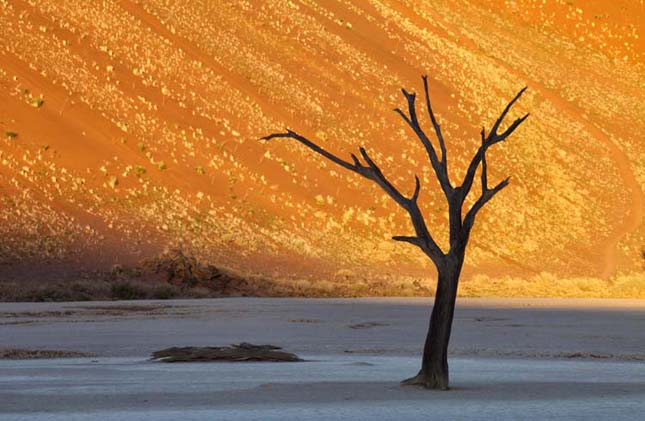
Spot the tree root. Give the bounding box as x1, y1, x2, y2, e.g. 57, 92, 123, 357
401, 372, 449, 390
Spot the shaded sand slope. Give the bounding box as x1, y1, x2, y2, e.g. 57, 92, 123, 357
0, 1, 643, 293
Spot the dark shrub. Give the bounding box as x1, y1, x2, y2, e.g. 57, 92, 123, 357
111, 281, 147, 300
152, 284, 178, 300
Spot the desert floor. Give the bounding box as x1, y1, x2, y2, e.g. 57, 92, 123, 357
1, 298, 644, 419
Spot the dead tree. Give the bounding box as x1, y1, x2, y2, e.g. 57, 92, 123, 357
262, 76, 528, 390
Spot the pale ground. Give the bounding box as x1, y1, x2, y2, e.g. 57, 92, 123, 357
1, 298, 644, 419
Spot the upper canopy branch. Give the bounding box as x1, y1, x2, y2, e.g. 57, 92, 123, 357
458, 87, 529, 204
455, 87, 528, 243
394, 78, 452, 196
421, 75, 447, 166
261, 130, 445, 262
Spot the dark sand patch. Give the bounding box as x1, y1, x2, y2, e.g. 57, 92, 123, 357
348, 322, 389, 329
0, 304, 189, 319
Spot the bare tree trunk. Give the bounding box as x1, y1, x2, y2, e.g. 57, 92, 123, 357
403, 255, 463, 390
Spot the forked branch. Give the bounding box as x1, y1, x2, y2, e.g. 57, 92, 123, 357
394, 79, 452, 196
459, 87, 529, 203
261, 130, 445, 263
462, 176, 510, 238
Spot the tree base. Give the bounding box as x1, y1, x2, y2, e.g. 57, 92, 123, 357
401, 372, 449, 390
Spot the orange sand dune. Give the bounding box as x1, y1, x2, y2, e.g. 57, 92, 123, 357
0, 0, 643, 294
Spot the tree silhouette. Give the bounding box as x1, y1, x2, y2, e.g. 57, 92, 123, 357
262, 76, 528, 390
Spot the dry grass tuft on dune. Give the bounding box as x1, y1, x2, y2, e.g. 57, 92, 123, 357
0, 0, 643, 297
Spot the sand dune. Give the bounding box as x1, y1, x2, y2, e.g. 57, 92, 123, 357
0, 1, 643, 294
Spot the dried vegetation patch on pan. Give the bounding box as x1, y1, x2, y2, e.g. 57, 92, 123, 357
151, 343, 303, 363
0, 348, 96, 360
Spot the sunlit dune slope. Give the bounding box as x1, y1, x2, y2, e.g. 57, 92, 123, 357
0, 0, 643, 293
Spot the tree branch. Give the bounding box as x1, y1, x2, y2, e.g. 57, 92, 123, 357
262, 129, 446, 262
458, 87, 528, 202
392, 236, 423, 247
411, 175, 421, 202
462, 176, 510, 238
489, 87, 528, 139
261, 130, 362, 175
358, 146, 408, 207
394, 86, 452, 196
421, 75, 447, 166
480, 130, 488, 193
